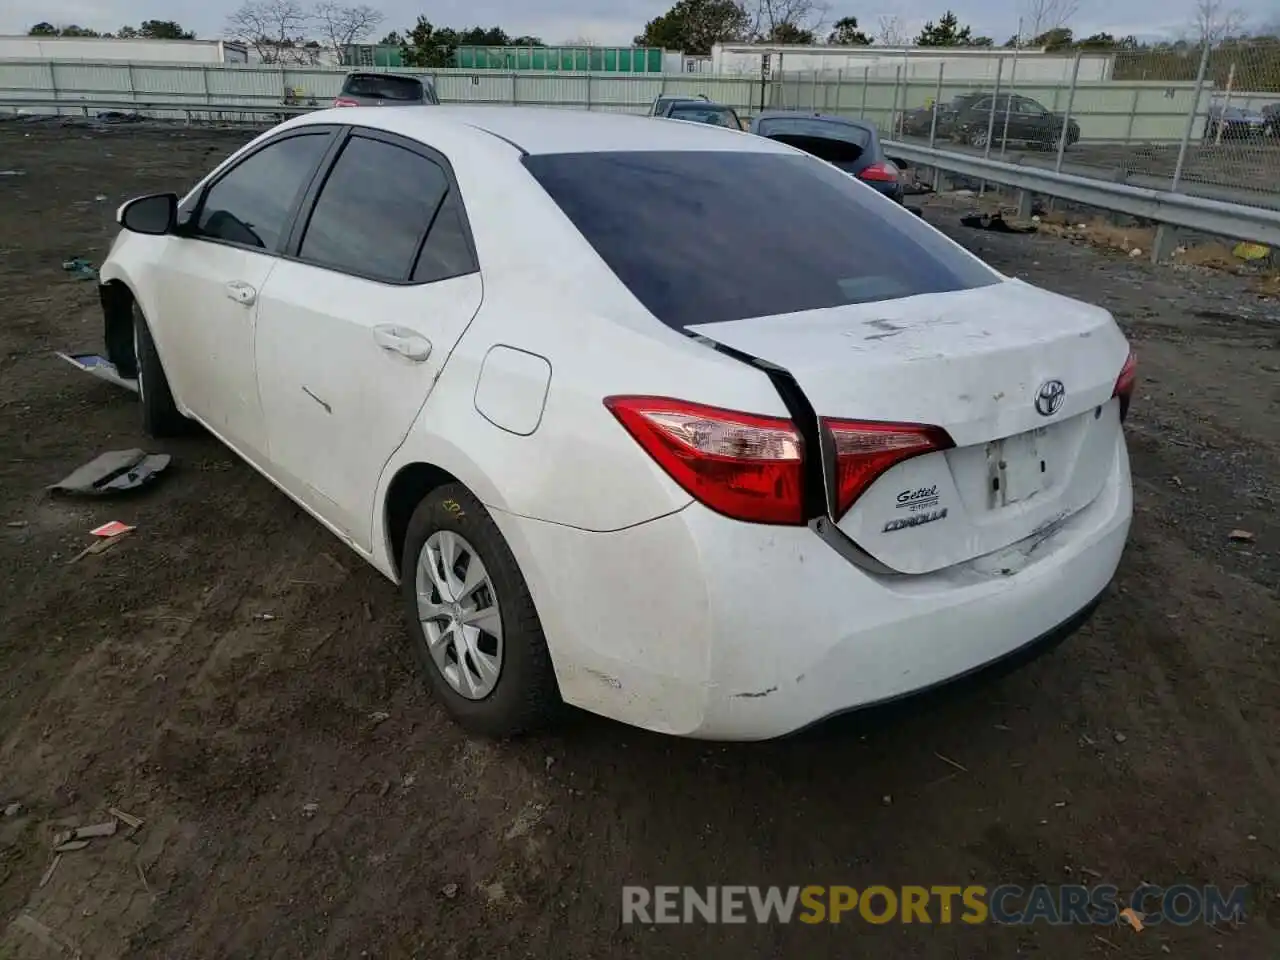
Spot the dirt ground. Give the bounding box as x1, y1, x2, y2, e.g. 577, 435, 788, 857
0, 124, 1277, 959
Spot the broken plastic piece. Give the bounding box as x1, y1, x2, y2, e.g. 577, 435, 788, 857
90, 520, 134, 538
56, 352, 140, 394
50, 449, 171, 497
61, 257, 98, 281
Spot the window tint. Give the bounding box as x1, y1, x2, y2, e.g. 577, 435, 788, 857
1016, 99, 1046, 115
299, 136, 449, 282
523, 151, 997, 329
412, 190, 475, 283
341, 74, 423, 101
756, 117, 872, 148
197, 133, 330, 250
668, 104, 739, 128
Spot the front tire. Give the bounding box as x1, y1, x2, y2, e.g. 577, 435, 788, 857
400, 484, 559, 737
132, 303, 188, 437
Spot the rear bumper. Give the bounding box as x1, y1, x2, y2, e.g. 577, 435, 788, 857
492, 435, 1131, 740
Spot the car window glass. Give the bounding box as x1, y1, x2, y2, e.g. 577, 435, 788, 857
757, 117, 872, 148
972, 98, 992, 111
412, 190, 475, 283
524, 150, 998, 329
342, 75, 422, 100
196, 133, 330, 251
1017, 100, 1045, 115
668, 105, 739, 127
299, 135, 448, 282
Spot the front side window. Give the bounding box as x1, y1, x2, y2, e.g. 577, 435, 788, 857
196, 133, 331, 251
524, 150, 998, 329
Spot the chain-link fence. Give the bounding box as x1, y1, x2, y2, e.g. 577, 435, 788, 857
770, 42, 1280, 210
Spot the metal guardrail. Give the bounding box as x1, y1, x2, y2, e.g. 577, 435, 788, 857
884, 140, 1280, 252
0, 97, 315, 120
4, 96, 1277, 252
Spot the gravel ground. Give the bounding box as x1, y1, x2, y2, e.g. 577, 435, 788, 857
0, 125, 1277, 959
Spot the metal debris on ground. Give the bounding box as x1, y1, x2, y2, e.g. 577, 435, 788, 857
1228, 529, 1256, 543
40, 853, 62, 887
370, 711, 390, 725
49, 449, 171, 496
61, 257, 98, 281
55, 352, 140, 394
0, 169, 26, 176
66, 532, 133, 564
108, 807, 144, 831
442, 882, 459, 898
959, 212, 1036, 234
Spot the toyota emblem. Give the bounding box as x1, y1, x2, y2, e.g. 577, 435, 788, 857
1035, 379, 1066, 417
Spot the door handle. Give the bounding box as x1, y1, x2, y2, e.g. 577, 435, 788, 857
224, 280, 257, 306
372, 325, 432, 362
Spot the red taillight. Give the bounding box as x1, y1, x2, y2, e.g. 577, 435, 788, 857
604, 396, 805, 525
858, 161, 899, 183
824, 419, 953, 517
333, 97, 359, 107
1112, 349, 1136, 421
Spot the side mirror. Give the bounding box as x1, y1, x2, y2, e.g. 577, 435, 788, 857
117, 193, 178, 236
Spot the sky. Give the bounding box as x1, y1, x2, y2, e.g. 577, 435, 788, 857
0, 0, 1273, 48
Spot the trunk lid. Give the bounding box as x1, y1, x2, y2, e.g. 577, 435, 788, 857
687, 279, 1129, 575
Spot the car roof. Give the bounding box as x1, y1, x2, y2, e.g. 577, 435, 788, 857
283, 105, 785, 156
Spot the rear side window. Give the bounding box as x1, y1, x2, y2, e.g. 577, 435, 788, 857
341, 74, 423, 101
523, 150, 997, 329
299, 135, 455, 283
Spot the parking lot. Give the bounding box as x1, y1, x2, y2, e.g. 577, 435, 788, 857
0, 124, 1278, 958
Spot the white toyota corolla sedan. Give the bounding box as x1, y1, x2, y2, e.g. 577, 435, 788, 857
97, 106, 1135, 740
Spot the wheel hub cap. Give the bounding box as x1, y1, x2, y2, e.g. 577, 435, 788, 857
415, 530, 503, 700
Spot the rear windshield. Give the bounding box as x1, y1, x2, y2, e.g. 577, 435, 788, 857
341, 74, 424, 101
667, 105, 740, 128
522, 150, 998, 328
755, 117, 872, 148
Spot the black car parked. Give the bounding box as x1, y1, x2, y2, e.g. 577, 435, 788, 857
902, 92, 1079, 150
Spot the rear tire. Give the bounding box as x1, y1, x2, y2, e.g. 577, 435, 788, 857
400, 484, 559, 737
132, 303, 188, 438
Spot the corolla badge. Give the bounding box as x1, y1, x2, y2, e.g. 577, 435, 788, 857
1034, 379, 1066, 417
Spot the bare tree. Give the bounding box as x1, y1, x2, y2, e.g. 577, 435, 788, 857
743, 0, 832, 42
1192, 0, 1247, 44
314, 2, 383, 59
875, 14, 908, 45
225, 0, 314, 63
1019, 0, 1079, 41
